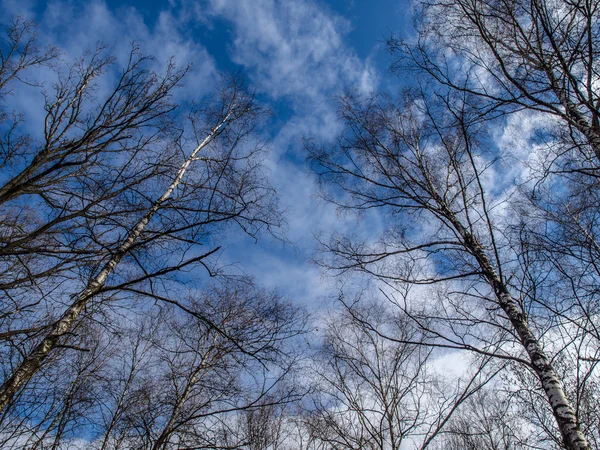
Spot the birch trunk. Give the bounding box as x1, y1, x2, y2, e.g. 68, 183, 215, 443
549, 77, 600, 164
446, 211, 592, 450
0, 112, 233, 413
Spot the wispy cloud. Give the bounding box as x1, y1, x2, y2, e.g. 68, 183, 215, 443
206, 0, 376, 104
199, 0, 380, 303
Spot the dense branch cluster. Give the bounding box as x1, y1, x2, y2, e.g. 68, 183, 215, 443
0, 18, 304, 449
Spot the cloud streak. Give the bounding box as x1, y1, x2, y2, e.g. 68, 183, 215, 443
207, 0, 376, 104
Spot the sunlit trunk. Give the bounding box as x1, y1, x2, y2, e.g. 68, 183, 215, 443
0, 112, 232, 413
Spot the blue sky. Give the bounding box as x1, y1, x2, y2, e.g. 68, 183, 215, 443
1, 0, 411, 308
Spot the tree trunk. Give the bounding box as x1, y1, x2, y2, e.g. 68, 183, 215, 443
0, 113, 232, 413
549, 76, 600, 164
449, 213, 591, 450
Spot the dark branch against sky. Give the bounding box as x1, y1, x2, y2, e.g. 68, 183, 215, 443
0, 0, 409, 307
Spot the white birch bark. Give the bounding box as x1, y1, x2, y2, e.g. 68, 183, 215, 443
445, 211, 592, 450
548, 75, 600, 164
0, 110, 233, 413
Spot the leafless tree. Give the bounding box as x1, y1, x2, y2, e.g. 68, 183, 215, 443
233, 397, 291, 450
392, 3, 600, 392
0, 279, 304, 449
390, 0, 600, 167
431, 389, 534, 450
0, 16, 289, 444
307, 302, 432, 450
303, 298, 500, 450
0, 16, 187, 368
0, 318, 114, 449
309, 87, 593, 449
133, 282, 303, 450
390, 7, 600, 447
0, 16, 58, 97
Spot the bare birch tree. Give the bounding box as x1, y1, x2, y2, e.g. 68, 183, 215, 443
391, 0, 600, 167
431, 390, 532, 450
0, 17, 283, 423
307, 302, 434, 450
0, 279, 304, 449
304, 298, 499, 450
0, 318, 114, 449
137, 282, 303, 450
0, 17, 187, 364
388, 3, 600, 445
309, 89, 593, 449
0, 75, 273, 409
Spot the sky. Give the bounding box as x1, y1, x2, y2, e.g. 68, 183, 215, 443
4, 4, 595, 448
0, 0, 412, 310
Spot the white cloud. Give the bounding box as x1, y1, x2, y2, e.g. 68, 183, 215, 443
205, 0, 376, 104
2, 0, 218, 101
193, 0, 382, 305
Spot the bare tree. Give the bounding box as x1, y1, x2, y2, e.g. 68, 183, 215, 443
88, 281, 304, 450
0, 318, 114, 449
392, 1, 600, 356
0, 17, 187, 362
0, 16, 58, 97
0, 279, 304, 449
150, 282, 302, 450
388, 7, 600, 446
431, 389, 534, 450
309, 87, 593, 449
307, 302, 433, 450
390, 0, 600, 166
304, 298, 499, 450
0, 16, 285, 433
93, 313, 162, 450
